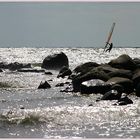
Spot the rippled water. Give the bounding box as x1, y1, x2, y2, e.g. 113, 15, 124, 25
0, 47, 140, 138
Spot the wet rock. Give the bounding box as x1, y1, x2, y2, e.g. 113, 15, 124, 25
108, 54, 137, 70
95, 64, 119, 73
108, 69, 133, 79
99, 84, 124, 100
80, 79, 111, 94
20, 105, 25, 109
18, 68, 45, 73
41, 52, 69, 70
111, 84, 124, 92
133, 58, 140, 68
132, 69, 140, 88
60, 86, 73, 93
133, 58, 140, 65
55, 83, 64, 87
106, 77, 134, 94
72, 67, 110, 92
0, 62, 9, 69
115, 93, 133, 105
8, 62, 31, 71
45, 71, 53, 75
59, 66, 69, 73
88, 104, 93, 106
100, 90, 122, 101
136, 83, 140, 97
64, 81, 70, 84
0, 62, 31, 71
73, 62, 100, 74
57, 66, 72, 78
38, 81, 51, 89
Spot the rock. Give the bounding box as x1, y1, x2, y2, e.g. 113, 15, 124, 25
69, 62, 99, 79
55, 83, 64, 87
80, 79, 111, 94
133, 58, 140, 68
108, 69, 133, 79
38, 81, 51, 89
20, 107, 25, 109
20, 105, 25, 109
95, 64, 119, 73
133, 58, 140, 65
106, 77, 134, 94
0, 69, 3, 72
100, 90, 122, 101
64, 82, 70, 84
45, 71, 53, 75
57, 66, 72, 78
136, 83, 140, 97
115, 93, 133, 105
132, 69, 140, 88
8, 62, 31, 71
72, 67, 110, 92
59, 66, 69, 73
92, 64, 133, 78
97, 84, 123, 101
41, 52, 69, 70
18, 68, 45, 73
111, 84, 124, 92
108, 54, 137, 70
0, 62, 31, 70
60, 86, 73, 93
0, 62, 9, 69
73, 62, 100, 74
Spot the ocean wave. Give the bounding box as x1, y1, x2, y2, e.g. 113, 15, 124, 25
1, 103, 140, 126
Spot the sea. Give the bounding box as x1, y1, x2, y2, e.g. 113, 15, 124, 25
0, 47, 140, 138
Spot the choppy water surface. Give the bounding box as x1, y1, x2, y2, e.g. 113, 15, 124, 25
0, 47, 140, 138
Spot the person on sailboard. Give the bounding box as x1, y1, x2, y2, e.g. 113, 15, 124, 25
103, 22, 115, 53
105, 42, 113, 52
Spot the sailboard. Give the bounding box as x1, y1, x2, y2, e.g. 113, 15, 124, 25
103, 22, 116, 52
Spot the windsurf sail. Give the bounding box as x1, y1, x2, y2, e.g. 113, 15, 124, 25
104, 22, 116, 52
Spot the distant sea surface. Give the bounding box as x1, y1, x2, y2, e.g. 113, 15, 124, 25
0, 47, 140, 138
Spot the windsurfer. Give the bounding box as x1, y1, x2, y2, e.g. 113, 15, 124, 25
105, 42, 113, 52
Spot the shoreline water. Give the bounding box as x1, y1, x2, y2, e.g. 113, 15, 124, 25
0, 47, 140, 138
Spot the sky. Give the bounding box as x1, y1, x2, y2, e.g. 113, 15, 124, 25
0, 2, 140, 48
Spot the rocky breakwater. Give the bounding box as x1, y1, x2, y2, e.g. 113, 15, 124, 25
1, 51, 139, 106
67, 54, 140, 105
39, 53, 140, 105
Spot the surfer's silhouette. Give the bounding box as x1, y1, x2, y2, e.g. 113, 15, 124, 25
103, 22, 115, 53
105, 42, 113, 52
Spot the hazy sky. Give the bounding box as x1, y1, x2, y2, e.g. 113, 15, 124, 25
0, 2, 140, 47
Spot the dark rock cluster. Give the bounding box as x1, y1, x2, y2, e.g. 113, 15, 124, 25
38, 52, 140, 105
0, 62, 31, 71
70, 54, 140, 105
39, 53, 140, 105
1, 52, 140, 106
40, 53, 140, 106
71, 54, 140, 95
